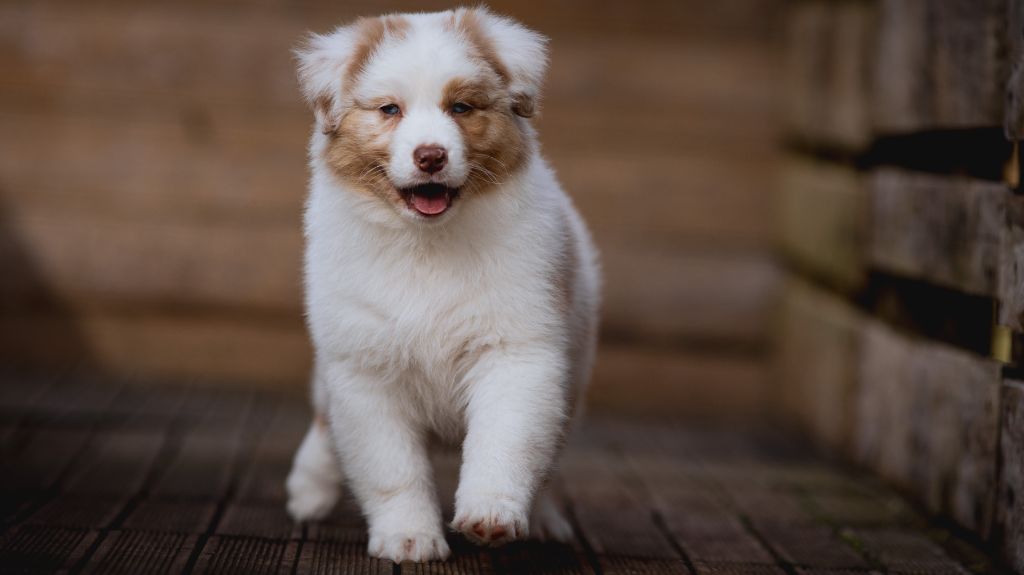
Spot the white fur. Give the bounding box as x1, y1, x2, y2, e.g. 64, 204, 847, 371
285, 9, 600, 563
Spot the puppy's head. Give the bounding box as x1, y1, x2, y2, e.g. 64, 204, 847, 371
297, 8, 547, 222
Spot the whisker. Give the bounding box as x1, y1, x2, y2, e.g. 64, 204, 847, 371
468, 163, 501, 186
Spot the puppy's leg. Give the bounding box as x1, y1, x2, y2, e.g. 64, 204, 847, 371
286, 415, 343, 521
452, 350, 569, 546
326, 364, 449, 563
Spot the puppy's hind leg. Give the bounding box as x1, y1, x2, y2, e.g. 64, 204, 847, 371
286, 415, 344, 522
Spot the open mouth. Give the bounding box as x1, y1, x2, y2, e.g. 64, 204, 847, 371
398, 183, 459, 217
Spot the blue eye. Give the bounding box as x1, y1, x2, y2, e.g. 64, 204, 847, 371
379, 104, 401, 116
451, 102, 473, 114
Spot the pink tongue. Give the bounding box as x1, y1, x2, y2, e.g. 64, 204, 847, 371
411, 193, 448, 215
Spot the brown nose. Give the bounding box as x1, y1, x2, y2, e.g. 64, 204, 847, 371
413, 145, 447, 174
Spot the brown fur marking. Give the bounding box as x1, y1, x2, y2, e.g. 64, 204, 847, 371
456, 9, 537, 117
342, 16, 409, 94
324, 108, 403, 206
456, 9, 512, 84
511, 93, 536, 118
442, 76, 528, 195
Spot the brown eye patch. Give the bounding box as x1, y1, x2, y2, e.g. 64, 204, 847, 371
322, 109, 403, 208
441, 78, 498, 111
441, 77, 528, 195
447, 8, 538, 118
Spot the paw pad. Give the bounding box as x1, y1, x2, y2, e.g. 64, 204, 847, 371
452, 497, 528, 547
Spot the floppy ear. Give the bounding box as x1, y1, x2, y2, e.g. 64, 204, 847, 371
294, 26, 360, 134
469, 9, 549, 118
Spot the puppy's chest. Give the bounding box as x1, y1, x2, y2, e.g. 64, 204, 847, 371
333, 255, 530, 372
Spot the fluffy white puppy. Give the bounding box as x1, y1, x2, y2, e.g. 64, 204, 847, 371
284, 8, 600, 563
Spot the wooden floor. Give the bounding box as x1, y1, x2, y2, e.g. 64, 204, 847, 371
0, 373, 992, 574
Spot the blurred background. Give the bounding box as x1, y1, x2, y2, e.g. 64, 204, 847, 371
0, 0, 784, 419
2, 0, 1024, 570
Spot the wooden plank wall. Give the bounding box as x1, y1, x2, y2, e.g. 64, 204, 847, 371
0, 0, 784, 417
778, 0, 1024, 570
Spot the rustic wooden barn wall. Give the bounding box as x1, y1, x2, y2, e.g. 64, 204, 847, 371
0, 0, 784, 417
778, 0, 1023, 570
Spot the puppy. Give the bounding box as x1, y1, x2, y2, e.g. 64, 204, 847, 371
284, 8, 600, 563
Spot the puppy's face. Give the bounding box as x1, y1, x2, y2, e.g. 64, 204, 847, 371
298, 9, 548, 222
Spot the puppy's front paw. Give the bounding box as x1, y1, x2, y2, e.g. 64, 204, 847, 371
368, 529, 450, 563
452, 495, 529, 547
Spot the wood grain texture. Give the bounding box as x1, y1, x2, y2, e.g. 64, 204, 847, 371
0, 526, 98, 574
776, 278, 863, 452
0, 212, 304, 313
0, 0, 784, 390
560, 454, 690, 574
1006, 0, 1024, 139
217, 502, 303, 540
0, 427, 93, 498
853, 321, 915, 486
121, 501, 217, 533
62, 427, 167, 497
0, 311, 311, 386
851, 528, 973, 575
997, 380, 1024, 575
25, 497, 126, 530
0, 193, 780, 340
779, 159, 867, 291
786, 0, 875, 150
192, 537, 298, 575
403, 537, 497, 574
0, 110, 309, 226
600, 247, 780, 345
81, 530, 197, 575
296, 537, 392, 575
854, 321, 1001, 535
757, 526, 868, 571
560, 152, 778, 249
869, 168, 1006, 297
650, 487, 777, 568
788, 0, 1009, 142
0, 376, 993, 574
872, 0, 1008, 133
589, 343, 769, 420
1000, 193, 1024, 330
152, 428, 245, 500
